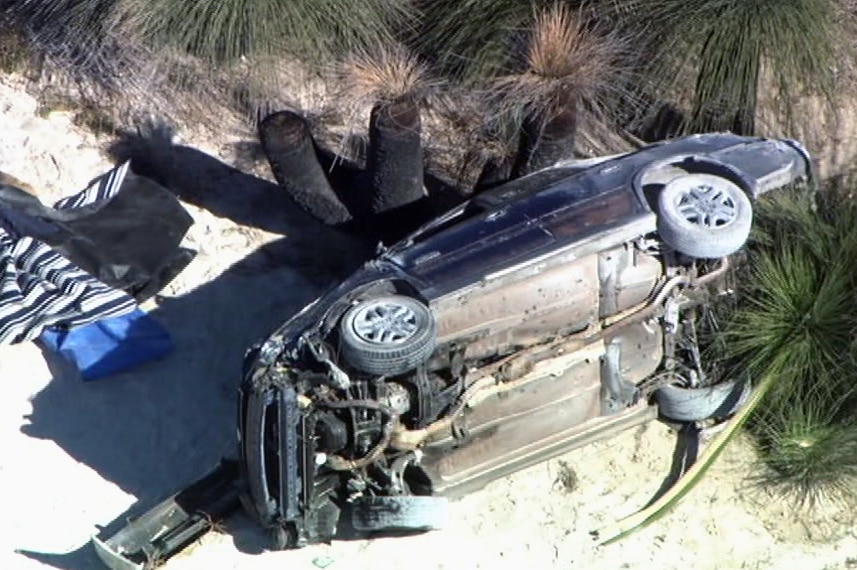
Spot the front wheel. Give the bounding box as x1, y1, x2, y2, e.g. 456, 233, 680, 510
655, 379, 751, 422
349, 495, 449, 533
339, 295, 437, 375
657, 173, 753, 258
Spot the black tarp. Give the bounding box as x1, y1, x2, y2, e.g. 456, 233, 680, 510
0, 162, 194, 344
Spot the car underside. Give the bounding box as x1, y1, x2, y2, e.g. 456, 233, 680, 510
239, 242, 744, 547
92, 133, 810, 569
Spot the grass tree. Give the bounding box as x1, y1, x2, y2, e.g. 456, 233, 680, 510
337, 47, 440, 240
258, 111, 353, 226
258, 47, 438, 240
3, 0, 415, 121
491, 4, 632, 177
616, 0, 852, 135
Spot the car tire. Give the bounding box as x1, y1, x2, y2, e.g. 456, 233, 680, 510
350, 495, 448, 532
268, 524, 297, 551
339, 295, 437, 375
655, 379, 751, 422
657, 173, 753, 258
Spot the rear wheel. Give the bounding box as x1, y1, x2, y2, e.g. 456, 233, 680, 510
268, 524, 297, 551
657, 173, 752, 258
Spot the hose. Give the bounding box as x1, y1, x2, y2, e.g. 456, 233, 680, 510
321, 399, 398, 471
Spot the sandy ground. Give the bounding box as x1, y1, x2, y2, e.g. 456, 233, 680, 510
1, 72, 857, 570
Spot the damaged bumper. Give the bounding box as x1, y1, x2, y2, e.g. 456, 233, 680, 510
91, 460, 242, 570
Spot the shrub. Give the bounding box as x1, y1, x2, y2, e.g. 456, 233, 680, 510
117, 0, 414, 66
718, 185, 857, 506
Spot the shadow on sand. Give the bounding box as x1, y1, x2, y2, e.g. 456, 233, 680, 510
17, 127, 373, 569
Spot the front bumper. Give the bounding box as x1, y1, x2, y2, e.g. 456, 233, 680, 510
91, 460, 242, 570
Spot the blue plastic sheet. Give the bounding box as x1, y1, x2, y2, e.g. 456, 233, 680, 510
39, 308, 173, 381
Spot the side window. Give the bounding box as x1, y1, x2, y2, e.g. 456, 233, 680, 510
475, 168, 575, 208
406, 166, 585, 245
407, 201, 485, 244
540, 188, 640, 242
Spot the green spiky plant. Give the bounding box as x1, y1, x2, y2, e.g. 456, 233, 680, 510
750, 386, 857, 507
413, 0, 549, 81
595, 184, 857, 543
614, 0, 854, 135
10, 0, 413, 67
725, 243, 855, 399
732, 187, 857, 505
118, 0, 414, 67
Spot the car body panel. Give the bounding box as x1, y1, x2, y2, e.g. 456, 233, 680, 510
420, 402, 656, 498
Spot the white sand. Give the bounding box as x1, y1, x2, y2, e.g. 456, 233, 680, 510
1, 73, 855, 570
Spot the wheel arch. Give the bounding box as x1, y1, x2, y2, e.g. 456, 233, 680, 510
319, 278, 430, 338
633, 154, 757, 213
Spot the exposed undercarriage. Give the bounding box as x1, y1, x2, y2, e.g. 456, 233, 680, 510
241, 244, 734, 547
91, 133, 810, 569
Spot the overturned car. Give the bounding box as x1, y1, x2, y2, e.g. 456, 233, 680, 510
94, 133, 812, 567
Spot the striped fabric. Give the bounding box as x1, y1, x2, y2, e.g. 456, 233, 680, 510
0, 163, 138, 344
54, 161, 130, 210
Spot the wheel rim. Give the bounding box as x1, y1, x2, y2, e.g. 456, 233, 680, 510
351, 301, 420, 345
675, 183, 737, 228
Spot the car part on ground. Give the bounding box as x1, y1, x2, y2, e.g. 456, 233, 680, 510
91, 133, 812, 569
593, 372, 771, 544
92, 460, 241, 570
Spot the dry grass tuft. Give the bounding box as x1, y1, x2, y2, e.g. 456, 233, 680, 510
528, 4, 603, 80
491, 4, 633, 119
330, 45, 442, 167
337, 46, 440, 106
